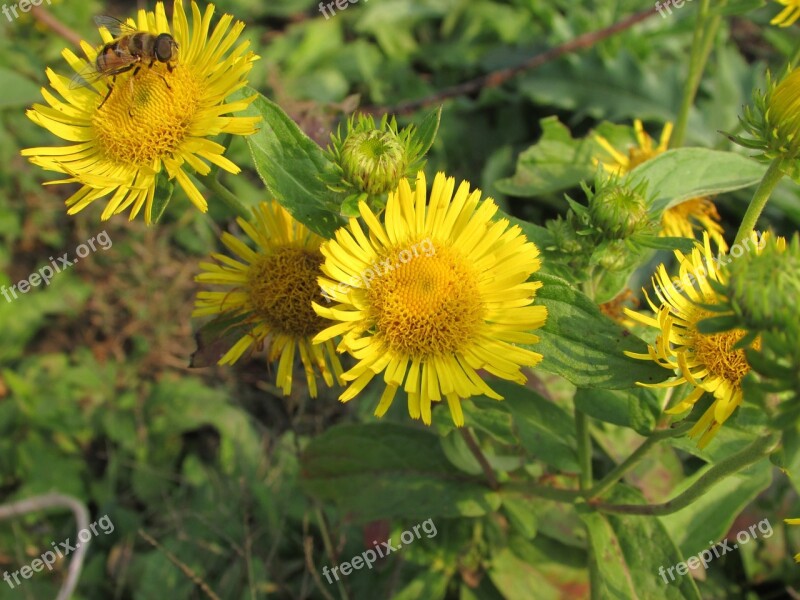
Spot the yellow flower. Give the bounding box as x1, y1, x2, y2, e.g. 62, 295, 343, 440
786, 518, 800, 562
595, 119, 673, 174
771, 1, 800, 27
193, 202, 344, 398
594, 120, 727, 250
624, 232, 771, 448
312, 171, 548, 427
661, 198, 727, 252
22, 0, 260, 224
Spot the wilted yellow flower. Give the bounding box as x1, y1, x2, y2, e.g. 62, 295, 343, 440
194, 202, 343, 397
594, 120, 727, 250
313, 171, 547, 426
771, 1, 800, 27
624, 232, 770, 448
22, 0, 260, 223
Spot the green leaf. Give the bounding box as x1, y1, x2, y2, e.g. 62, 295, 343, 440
530, 273, 668, 389
493, 381, 580, 473
392, 570, 450, 600
579, 486, 702, 600
414, 105, 443, 155
300, 423, 500, 520
237, 87, 345, 237
573, 388, 660, 435
625, 148, 766, 214
150, 171, 174, 224
489, 534, 588, 600
495, 117, 600, 197
632, 234, 696, 253
0, 67, 41, 109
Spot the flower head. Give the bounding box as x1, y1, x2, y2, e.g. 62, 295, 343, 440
313, 171, 548, 426
194, 202, 344, 397
771, 0, 800, 27
624, 232, 767, 448
594, 120, 727, 249
595, 119, 672, 174
22, 0, 260, 223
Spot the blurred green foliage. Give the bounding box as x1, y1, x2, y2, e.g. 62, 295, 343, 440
1, 0, 800, 598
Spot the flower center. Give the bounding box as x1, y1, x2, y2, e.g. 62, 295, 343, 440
691, 326, 758, 386
247, 247, 328, 338
367, 244, 485, 357
92, 65, 200, 167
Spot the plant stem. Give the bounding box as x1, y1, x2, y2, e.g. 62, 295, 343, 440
315, 506, 351, 600
671, 0, 721, 148
460, 428, 499, 490
733, 158, 786, 246
499, 481, 582, 503
575, 410, 593, 490
589, 432, 780, 516
584, 422, 694, 500
196, 172, 252, 220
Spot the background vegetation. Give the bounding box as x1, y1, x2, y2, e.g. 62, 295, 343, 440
1, 0, 799, 598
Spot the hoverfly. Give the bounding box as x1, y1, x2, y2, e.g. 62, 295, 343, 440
70, 16, 179, 109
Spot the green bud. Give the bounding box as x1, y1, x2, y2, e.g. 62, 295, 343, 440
547, 217, 583, 254
588, 180, 650, 239
731, 68, 800, 177
340, 129, 407, 195
593, 239, 631, 271
727, 233, 800, 331
323, 113, 429, 215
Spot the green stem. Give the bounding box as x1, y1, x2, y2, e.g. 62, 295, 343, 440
733, 158, 786, 246
196, 172, 251, 220
585, 422, 694, 500
575, 410, 593, 490
499, 481, 582, 503
589, 432, 780, 516
460, 429, 499, 490
315, 507, 351, 600
671, 0, 722, 148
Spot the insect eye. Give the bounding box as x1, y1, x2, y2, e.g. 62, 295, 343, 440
155, 35, 173, 61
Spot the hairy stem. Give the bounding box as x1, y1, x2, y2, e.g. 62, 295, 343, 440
589, 432, 780, 515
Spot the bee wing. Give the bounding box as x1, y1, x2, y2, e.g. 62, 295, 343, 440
93, 15, 139, 37
68, 53, 139, 90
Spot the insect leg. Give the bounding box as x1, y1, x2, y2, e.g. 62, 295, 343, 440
97, 77, 116, 110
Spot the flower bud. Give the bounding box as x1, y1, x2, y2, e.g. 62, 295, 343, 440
589, 182, 650, 239
727, 232, 799, 331
340, 129, 407, 195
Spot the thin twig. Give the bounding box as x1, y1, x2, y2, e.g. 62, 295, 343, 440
138, 529, 222, 600
30, 6, 83, 47
364, 7, 660, 115
0, 493, 90, 600
460, 428, 499, 490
